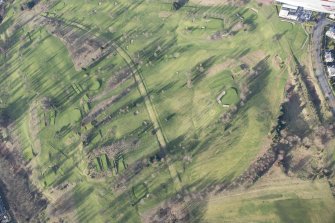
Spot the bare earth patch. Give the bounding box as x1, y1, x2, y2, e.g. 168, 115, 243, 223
207, 59, 236, 77
90, 68, 132, 103
82, 85, 134, 125
159, 11, 172, 18
48, 187, 78, 223
256, 0, 273, 5
41, 18, 112, 71
240, 50, 267, 67
190, 0, 249, 6
190, 0, 229, 6
0, 143, 48, 222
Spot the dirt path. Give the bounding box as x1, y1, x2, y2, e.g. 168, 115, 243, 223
110, 43, 182, 190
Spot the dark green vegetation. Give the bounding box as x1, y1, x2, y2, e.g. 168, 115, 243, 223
0, 0, 334, 222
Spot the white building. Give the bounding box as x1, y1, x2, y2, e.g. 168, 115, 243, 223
327, 65, 335, 77
276, 0, 335, 14
326, 27, 335, 40
278, 4, 299, 20
277, 3, 312, 22
324, 51, 334, 63
329, 14, 335, 20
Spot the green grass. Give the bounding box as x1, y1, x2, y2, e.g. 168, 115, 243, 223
0, 0, 320, 222
22, 146, 34, 161
94, 157, 102, 171
56, 108, 81, 130
205, 177, 335, 223
132, 183, 148, 204
221, 87, 239, 105
89, 79, 101, 91
100, 154, 109, 171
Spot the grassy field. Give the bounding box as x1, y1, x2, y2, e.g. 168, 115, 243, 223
205, 169, 335, 223
0, 0, 333, 222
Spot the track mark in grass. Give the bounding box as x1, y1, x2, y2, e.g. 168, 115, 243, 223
111, 43, 182, 191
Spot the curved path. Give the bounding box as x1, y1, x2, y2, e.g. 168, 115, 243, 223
110, 43, 182, 190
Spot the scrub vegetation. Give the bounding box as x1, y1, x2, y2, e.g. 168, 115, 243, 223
0, 0, 334, 222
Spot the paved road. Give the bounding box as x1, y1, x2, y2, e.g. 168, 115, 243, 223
311, 15, 335, 116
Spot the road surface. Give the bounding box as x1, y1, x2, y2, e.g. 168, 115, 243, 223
311, 15, 335, 116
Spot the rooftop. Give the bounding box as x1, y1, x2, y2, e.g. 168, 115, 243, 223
278, 4, 312, 22
327, 65, 335, 77
324, 51, 334, 63
326, 27, 335, 40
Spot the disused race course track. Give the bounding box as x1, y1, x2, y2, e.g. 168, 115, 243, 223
110, 42, 182, 190
1, 1, 335, 222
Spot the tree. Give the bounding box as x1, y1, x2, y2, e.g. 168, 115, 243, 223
0, 108, 10, 127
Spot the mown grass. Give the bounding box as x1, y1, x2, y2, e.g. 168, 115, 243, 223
205, 177, 335, 223
0, 0, 320, 222
221, 87, 239, 105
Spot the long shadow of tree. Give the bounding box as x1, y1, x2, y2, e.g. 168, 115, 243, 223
173, 0, 189, 10
291, 53, 323, 122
